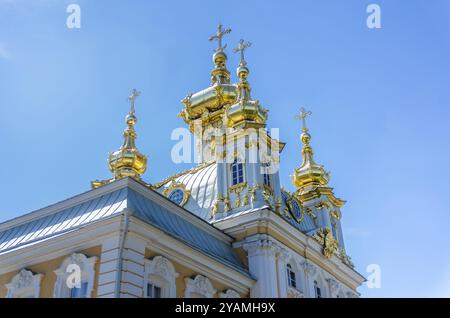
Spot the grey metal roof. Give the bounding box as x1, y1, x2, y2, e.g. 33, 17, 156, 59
0, 188, 127, 253
0, 180, 248, 275
128, 189, 245, 272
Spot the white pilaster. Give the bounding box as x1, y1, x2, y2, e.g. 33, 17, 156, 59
97, 236, 121, 298
275, 248, 289, 298
119, 235, 145, 298
243, 239, 279, 298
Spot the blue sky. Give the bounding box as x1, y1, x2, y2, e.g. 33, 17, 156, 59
1, 0, 450, 297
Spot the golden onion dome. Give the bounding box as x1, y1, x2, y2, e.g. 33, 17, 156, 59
91, 89, 147, 189
291, 108, 329, 192
225, 39, 268, 129
108, 116, 147, 180
178, 24, 236, 132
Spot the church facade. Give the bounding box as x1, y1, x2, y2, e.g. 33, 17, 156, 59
0, 25, 365, 298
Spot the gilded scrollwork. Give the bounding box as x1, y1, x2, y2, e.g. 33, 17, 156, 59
313, 227, 339, 259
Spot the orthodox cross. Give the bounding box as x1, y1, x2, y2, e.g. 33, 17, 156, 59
127, 89, 141, 114
208, 24, 231, 51
233, 39, 252, 64
296, 107, 312, 131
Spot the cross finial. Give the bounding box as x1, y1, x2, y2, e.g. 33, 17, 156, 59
295, 107, 312, 131
208, 24, 232, 52
233, 39, 252, 65
127, 89, 141, 114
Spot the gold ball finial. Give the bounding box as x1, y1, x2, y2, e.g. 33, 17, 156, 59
213, 50, 227, 67
301, 131, 311, 145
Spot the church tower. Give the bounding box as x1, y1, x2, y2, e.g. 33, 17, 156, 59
156, 25, 362, 298
291, 108, 352, 266
176, 25, 285, 221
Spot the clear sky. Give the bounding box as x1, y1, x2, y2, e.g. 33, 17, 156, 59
1, 0, 450, 297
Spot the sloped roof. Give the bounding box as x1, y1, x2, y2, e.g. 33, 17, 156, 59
0, 178, 248, 275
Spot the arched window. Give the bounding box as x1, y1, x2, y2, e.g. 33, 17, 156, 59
286, 264, 297, 289
53, 253, 97, 298
314, 280, 322, 298
231, 159, 244, 185
6, 269, 42, 298
144, 256, 179, 298
262, 163, 271, 188
184, 275, 216, 298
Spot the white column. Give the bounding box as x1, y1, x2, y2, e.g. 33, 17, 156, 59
276, 248, 289, 298
97, 236, 121, 298
301, 261, 317, 298
97, 234, 146, 298
243, 239, 279, 298
119, 235, 146, 298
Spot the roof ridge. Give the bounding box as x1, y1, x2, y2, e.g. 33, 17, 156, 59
152, 161, 215, 189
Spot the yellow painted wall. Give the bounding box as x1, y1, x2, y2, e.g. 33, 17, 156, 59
145, 249, 249, 298
0, 246, 101, 298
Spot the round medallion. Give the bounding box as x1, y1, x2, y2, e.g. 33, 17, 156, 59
168, 188, 184, 206
290, 198, 304, 223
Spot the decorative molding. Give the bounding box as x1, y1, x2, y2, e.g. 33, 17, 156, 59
313, 227, 339, 259
6, 269, 42, 298
184, 275, 217, 298
219, 289, 241, 298
287, 286, 304, 298
301, 261, 317, 277
162, 181, 191, 207
144, 256, 179, 298
326, 278, 340, 294
243, 239, 279, 258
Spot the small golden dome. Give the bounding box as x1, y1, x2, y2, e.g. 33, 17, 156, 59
226, 39, 268, 129
213, 50, 227, 67
91, 89, 148, 188
291, 109, 329, 192
108, 89, 147, 180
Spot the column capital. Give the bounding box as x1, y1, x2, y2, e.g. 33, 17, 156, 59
326, 277, 340, 294
243, 239, 279, 258
301, 260, 317, 277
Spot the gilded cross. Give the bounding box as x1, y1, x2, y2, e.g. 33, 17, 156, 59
208, 24, 231, 52
127, 88, 141, 114
233, 39, 252, 64
295, 107, 312, 131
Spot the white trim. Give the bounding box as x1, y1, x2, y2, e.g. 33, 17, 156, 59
184, 275, 216, 298
53, 253, 97, 298
144, 256, 179, 298
6, 269, 42, 298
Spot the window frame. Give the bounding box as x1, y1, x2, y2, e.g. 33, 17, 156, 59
314, 280, 322, 298
286, 264, 297, 289
230, 159, 245, 186
144, 256, 179, 298
53, 253, 97, 298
